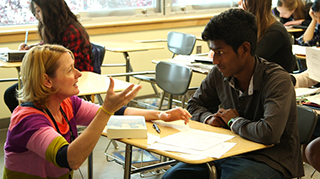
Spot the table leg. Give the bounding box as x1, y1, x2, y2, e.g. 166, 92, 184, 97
88, 152, 93, 179
16, 67, 21, 89
123, 52, 133, 82
124, 144, 132, 179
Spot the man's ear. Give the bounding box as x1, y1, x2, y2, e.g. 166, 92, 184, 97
239, 42, 251, 57
43, 74, 52, 88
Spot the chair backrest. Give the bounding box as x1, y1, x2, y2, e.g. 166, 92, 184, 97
167, 31, 196, 58
297, 105, 318, 144
91, 42, 106, 74
155, 61, 192, 95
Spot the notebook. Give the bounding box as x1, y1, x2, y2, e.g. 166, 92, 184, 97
0, 48, 27, 62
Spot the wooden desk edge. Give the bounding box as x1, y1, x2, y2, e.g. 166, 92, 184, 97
101, 121, 271, 164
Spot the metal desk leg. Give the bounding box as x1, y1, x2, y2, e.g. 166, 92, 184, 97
124, 144, 133, 179
123, 52, 133, 82
16, 67, 21, 89
88, 152, 93, 179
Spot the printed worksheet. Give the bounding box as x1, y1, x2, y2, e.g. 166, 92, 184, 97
154, 128, 234, 151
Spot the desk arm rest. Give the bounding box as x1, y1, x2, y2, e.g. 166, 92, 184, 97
134, 39, 167, 43
131, 160, 178, 174
0, 78, 19, 82
102, 63, 126, 67
104, 71, 155, 77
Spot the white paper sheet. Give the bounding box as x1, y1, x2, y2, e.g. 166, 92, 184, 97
148, 142, 236, 158
154, 128, 234, 151
152, 120, 190, 131
306, 47, 320, 82
292, 44, 307, 56
295, 87, 320, 97
306, 94, 320, 105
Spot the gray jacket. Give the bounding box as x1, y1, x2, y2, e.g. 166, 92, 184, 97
188, 57, 304, 178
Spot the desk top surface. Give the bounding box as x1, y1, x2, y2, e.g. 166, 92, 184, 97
152, 58, 213, 75
286, 27, 304, 33
104, 40, 165, 52
78, 71, 133, 96
0, 60, 21, 68
102, 120, 269, 164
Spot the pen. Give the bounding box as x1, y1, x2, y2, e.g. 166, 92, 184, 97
153, 123, 161, 134
24, 30, 28, 45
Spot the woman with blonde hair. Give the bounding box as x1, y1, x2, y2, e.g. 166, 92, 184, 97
3, 44, 191, 179
275, 0, 312, 26
238, 0, 296, 73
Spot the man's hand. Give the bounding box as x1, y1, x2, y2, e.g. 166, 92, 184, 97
215, 108, 239, 125
206, 112, 228, 127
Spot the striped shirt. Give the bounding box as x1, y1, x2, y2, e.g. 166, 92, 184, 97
4, 96, 99, 178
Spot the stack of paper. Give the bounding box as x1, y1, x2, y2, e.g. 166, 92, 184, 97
306, 94, 320, 105
148, 129, 236, 158
295, 87, 320, 97
292, 45, 307, 56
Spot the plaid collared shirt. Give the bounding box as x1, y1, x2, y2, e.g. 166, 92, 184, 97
62, 24, 93, 72
297, 23, 320, 47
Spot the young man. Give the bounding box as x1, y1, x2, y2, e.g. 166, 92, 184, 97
162, 8, 304, 179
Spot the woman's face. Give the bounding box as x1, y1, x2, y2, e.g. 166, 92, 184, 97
49, 52, 82, 99
33, 2, 43, 24
276, 5, 295, 18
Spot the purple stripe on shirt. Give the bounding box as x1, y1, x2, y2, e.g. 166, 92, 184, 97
5, 114, 52, 153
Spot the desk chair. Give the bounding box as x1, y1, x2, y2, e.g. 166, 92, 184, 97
297, 105, 318, 145
293, 54, 307, 74
297, 105, 318, 179
155, 61, 192, 109
133, 31, 196, 108
82, 42, 106, 105
104, 61, 192, 175
91, 42, 106, 75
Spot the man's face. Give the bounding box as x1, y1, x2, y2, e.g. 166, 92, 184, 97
210, 40, 247, 78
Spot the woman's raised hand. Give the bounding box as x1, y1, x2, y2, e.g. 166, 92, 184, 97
102, 77, 142, 114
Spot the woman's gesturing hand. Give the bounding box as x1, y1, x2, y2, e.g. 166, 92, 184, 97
102, 77, 142, 114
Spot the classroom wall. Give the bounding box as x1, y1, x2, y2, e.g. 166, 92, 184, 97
0, 25, 209, 120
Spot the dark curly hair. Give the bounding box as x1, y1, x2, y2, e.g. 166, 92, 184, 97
202, 8, 257, 56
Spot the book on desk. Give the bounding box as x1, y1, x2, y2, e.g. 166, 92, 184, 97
104, 115, 147, 139
0, 48, 27, 62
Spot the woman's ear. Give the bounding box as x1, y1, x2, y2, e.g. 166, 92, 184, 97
43, 74, 52, 88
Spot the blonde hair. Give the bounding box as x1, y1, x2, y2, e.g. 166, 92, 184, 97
277, 0, 307, 20
243, 0, 277, 42
18, 44, 74, 109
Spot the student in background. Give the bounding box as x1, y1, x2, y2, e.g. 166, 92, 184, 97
3, 44, 191, 179
305, 137, 320, 172
20, 0, 92, 71
162, 8, 303, 179
4, 0, 93, 113
297, 0, 320, 46
274, 0, 312, 27
238, 0, 296, 73
292, 70, 320, 166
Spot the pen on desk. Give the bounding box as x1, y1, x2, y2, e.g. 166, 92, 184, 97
153, 123, 161, 134
24, 30, 28, 45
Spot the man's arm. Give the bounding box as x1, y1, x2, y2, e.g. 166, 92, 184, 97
231, 73, 295, 145
187, 68, 221, 123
